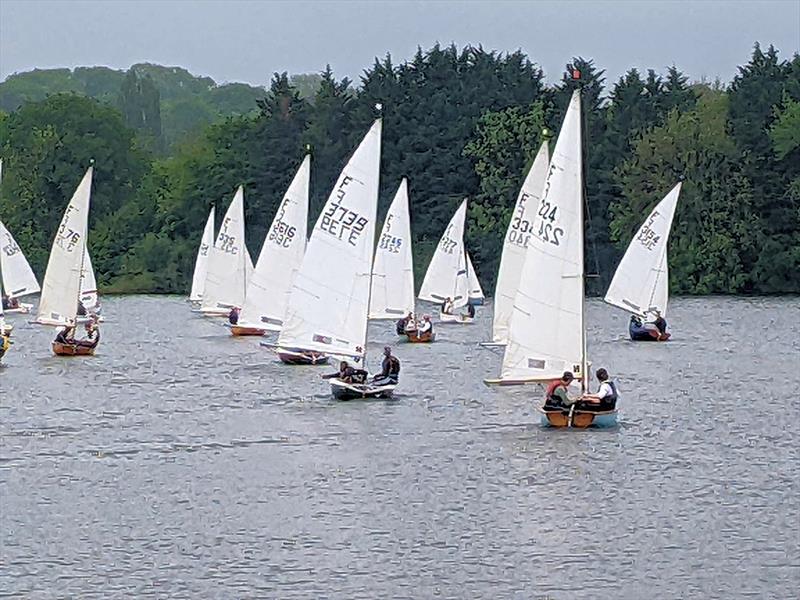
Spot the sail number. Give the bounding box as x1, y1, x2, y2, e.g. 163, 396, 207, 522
269, 221, 296, 248
378, 233, 403, 253
508, 192, 533, 247
533, 200, 564, 246
217, 232, 239, 255
2, 235, 20, 257
199, 242, 209, 257
636, 211, 661, 251
320, 175, 368, 246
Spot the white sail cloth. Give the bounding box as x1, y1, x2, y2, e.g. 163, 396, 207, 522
418, 199, 469, 309
278, 120, 382, 358
79, 248, 99, 311
0, 220, 40, 299
200, 187, 249, 313
604, 182, 682, 319
466, 252, 484, 304
369, 178, 415, 319
36, 167, 93, 326
189, 207, 215, 303
500, 91, 586, 383
239, 155, 310, 331
492, 142, 550, 343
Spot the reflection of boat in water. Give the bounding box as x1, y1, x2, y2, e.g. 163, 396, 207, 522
629, 318, 670, 341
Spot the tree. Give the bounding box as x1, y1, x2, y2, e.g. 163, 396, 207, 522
118, 70, 163, 152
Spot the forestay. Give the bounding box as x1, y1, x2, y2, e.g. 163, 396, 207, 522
239, 155, 310, 331
278, 120, 382, 359
492, 142, 550, 343
0, 220, 41, 299
500, 91, 586, 384
189, 207, 215, 303
418, 199, 470, 309
604, 182, 681, 319
369, 178, 415, 319
466, 253, 484, 304
201, 187, 249, 313
36, 166, 93, 326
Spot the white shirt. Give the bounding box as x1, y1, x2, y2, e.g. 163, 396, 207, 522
597, 381, 614, 399
419, 320, 432, 333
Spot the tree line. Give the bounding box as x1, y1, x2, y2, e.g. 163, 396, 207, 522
0, 43, 797, 296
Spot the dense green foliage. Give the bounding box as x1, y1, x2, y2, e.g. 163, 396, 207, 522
0, 43, 798, 296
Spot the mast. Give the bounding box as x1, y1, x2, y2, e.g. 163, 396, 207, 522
572, 67, 589, 394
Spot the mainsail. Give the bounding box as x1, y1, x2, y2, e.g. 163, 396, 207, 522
466, 252, 484, 304
278, 120, 382, 359
0, 220, 41, 299
189, 206, 215, 303
604, 182, 681, 319
491, 142, 550, 343
418, 199, 470, 309
369, 178, 415, 319
79, 248, 98, 310
200, 187, 249, 313
239, 155, 310, 331
497, 91, 587, 386
36, 166, 93, 326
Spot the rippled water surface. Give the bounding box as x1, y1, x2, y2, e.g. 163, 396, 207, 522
1, 296, 798, 598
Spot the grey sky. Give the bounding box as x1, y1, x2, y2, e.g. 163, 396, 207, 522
1, 0, 798, 88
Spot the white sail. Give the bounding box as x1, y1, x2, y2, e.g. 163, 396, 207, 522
36, 166, 93, 326
604, 182, 681, 319
466, 252, 484, 303
278, 120, 381, 358
79, 247, 98, 310
369, 178, 415, 319
418, 199, 469, 309
189, 206, 215, 303
492, 142, 550, 343
499, 91, 586, 385
200, 186, 249, 313
238, 155, 310, 331
0, 220, 41, 299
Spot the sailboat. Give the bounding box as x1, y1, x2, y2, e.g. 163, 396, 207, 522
418, 199, 474, 323
189, 206, 215, 306
199, 187, 250, 317
274, 119, 394, 400
486, 142, 550, 346
604, 183, 681, 342
35, 166, 100, 356
232, 155, 310, 336
466, 253, 484, 306
370, 178, 415, 318
484, 90, 616, 428
77, 247, 102, 320
0, 220, 41, 313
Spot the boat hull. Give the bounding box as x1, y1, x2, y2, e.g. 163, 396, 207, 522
330, 378, 396, 400
540, 407, 617, 428
3, 304, 32, 314
229, 325, 266, 336
274, 347, 330, 365
629, 321, 670, 341
405, 330, 434, 343
439, 312, 474, 324
52, 341, 98, 356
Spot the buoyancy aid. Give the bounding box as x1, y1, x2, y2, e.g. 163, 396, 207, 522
545, 379, 566, 404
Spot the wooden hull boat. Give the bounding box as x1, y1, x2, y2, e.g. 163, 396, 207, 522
266, 345, 329, 365
229, 324, 266, 336
540, 406, 617, 429
52, 339, 98, 356
629, 321, 670, 341
439, 312, 474, 324
405, 330, 434, 343
330, 378, 396, 400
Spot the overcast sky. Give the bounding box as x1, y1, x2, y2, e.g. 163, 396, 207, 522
1, 0, 798, 88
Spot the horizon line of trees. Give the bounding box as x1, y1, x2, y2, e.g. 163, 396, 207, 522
0, 42, 798, 297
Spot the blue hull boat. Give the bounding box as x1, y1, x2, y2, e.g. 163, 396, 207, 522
629, 320, 670, 342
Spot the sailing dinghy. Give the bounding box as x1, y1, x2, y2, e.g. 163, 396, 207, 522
485, 142, 550, 346
199, 187, 250, 317
484, 90, 616, 428
0, 220, 40, 314
233, 155, 310, 336
189, 206, 215, 307
35, 166, 100, 356
274, 120, 394, 400
604, 183, 681, 342
418, 199, 474, 323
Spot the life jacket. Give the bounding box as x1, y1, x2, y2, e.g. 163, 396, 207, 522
545, 379, 566, 402
604, 380, 618, 403
388, 356, 400, 375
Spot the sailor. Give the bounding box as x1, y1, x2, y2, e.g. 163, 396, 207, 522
396, 313, 410, 335
651, 310, 668, 336
580, 368, 618, 411
373, 346, 400, 385
441, 297, 454, 314
322, 360, 353, 382
54, 325, 76, 345
228, 307, 240, 325
418, 315, 433, 336
543, 371, 576, 409
404, 313, 417, 333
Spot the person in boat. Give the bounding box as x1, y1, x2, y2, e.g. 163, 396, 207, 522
228, 307, 240, 325
543, 371, 577, 410
580, 368, 618, 412
372, 346, 400, 386
2, 295, 19, 310
441, 297, 454, 314
76, 302, 87, 317
650, 310, 668, 336
404, 313, 417, 333
417, 315, 433, 336
322, 361, 367, 384
54, 325, 77, 345
0, 330, 11, 360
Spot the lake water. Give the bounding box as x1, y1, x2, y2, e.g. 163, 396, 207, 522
1, 295, 798, 598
